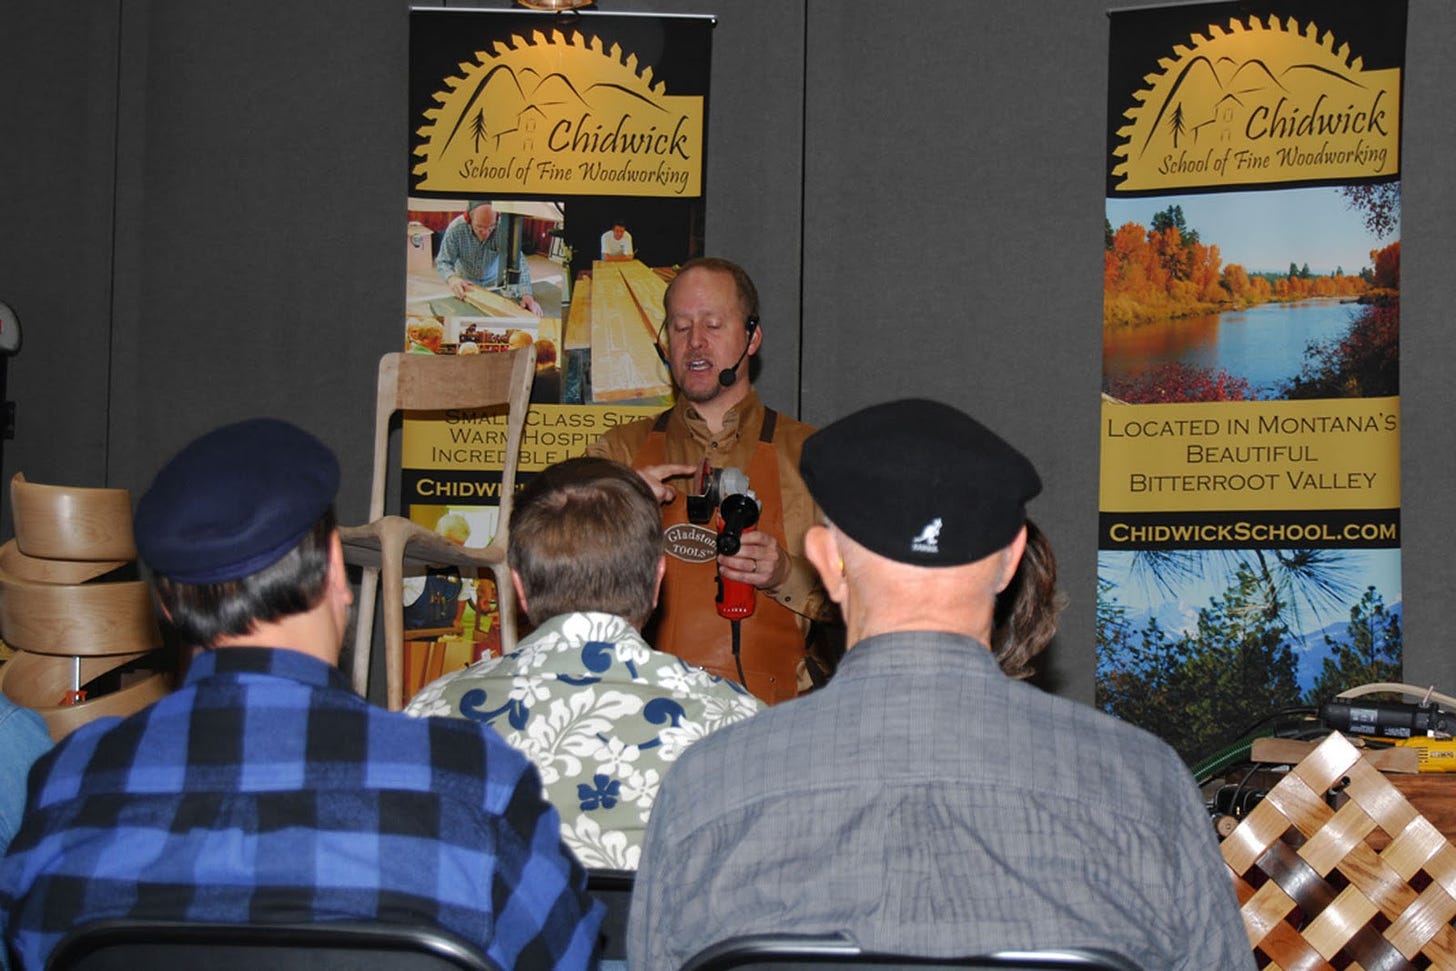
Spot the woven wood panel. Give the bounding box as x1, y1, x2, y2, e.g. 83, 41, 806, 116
1221, 731, 1456, 969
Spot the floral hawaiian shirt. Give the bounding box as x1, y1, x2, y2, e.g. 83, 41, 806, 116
406, 612, 763, 869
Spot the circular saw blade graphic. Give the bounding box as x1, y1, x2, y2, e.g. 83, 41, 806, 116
414, 29, 671, 188
1111, 15, 1373, 192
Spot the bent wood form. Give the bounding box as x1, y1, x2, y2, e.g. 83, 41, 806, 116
0, 538, 128, 584
11, 472, 138, 561
0, 662, 169, 742
0, 573, 161, 655
0, 648, 154, 709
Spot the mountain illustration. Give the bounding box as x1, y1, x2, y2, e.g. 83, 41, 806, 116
442, 65, 669, 156
1136, 50, 1362, 159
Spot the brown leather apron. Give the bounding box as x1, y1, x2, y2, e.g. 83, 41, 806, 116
634, 410, 806, 704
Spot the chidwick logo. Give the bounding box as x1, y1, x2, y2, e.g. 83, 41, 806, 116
413, 29, 704, 197
911, 518, 943, 555
1111, 14, 1400, 190
664, 523, 717, 563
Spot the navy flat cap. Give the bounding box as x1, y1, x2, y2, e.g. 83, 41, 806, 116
800, 399, 1041, 567
134, 418, 340, 584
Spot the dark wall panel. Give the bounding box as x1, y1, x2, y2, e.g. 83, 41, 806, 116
1392, 0, 1456, 693
801, 0, 1108, 696
0, 2, 122, 529
588, 0, 807, 415
104, 0, 408, 525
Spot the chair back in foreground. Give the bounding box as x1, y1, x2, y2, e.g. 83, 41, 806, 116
680, 934, 1143, 971
47, 919, 499, 971
340, 347, 536, 709
589, 867, 634, 963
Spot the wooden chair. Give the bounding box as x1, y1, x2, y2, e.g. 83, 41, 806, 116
340, 347, 536, 711
1221, 730, 1456, 969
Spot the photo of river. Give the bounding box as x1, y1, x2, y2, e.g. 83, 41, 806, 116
1103, 186, 1399, 404
1103, 297, 1364, 399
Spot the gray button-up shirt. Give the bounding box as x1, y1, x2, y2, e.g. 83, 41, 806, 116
628, 631, 1254, 971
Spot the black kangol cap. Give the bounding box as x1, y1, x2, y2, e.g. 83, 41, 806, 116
800, 399, 1041, 567
134, 418, 340, 584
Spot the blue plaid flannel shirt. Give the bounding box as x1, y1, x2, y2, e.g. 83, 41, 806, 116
435, 215, 534, 298
0, 647, 602, 969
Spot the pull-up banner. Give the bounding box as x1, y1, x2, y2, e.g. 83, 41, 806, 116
399, 9, 711, 688
1096, 1, 1406, 767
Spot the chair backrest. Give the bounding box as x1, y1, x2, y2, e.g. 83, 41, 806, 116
365, 347, 536, 537
588, 868, 634, 963
10, 472, 137, 561
681, 935, 1143, 971
47, 919, 499, 971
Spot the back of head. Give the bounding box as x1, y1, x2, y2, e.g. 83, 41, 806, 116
133, 418, 340, 649
799, 398, 1043, 642
509, 456, 662, 627
801, 398, 1041, 569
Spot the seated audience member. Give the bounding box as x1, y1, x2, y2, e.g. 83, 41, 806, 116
0, 696, 50, 971
990, 518, 1063, 680
0, 696, 50, 854
407, 456, 763, 871
0, 419, 601, 970
627, 399, 1254, 971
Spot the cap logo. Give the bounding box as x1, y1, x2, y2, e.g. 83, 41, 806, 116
910, 517, 943, 555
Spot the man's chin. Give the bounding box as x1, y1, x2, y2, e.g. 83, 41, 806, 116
677, 380, 722, 404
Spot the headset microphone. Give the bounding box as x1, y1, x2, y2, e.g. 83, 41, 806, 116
717, 316, 759, 387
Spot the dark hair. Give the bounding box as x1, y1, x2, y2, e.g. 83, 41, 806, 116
508, 457, 662, 627
666, 256, 760, 324
991, 519, 1064, 680
152, 509, 336, 649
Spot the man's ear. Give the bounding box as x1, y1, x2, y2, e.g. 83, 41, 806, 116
804, 525, 847, 605
510, 568, 530, 618
650, 555, 666, 611
328, 531, 353, 607
746, 318, 763, 357
994, 524, 1029, 594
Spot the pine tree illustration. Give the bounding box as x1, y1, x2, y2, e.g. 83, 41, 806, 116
470, 110, 488, 154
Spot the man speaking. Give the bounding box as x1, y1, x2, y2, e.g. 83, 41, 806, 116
587, 258, 829, 704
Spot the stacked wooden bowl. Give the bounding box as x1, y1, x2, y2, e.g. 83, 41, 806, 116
0, 473, 168, 739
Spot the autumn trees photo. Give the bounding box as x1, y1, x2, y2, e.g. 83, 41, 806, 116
1104, 199, 1401, 403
